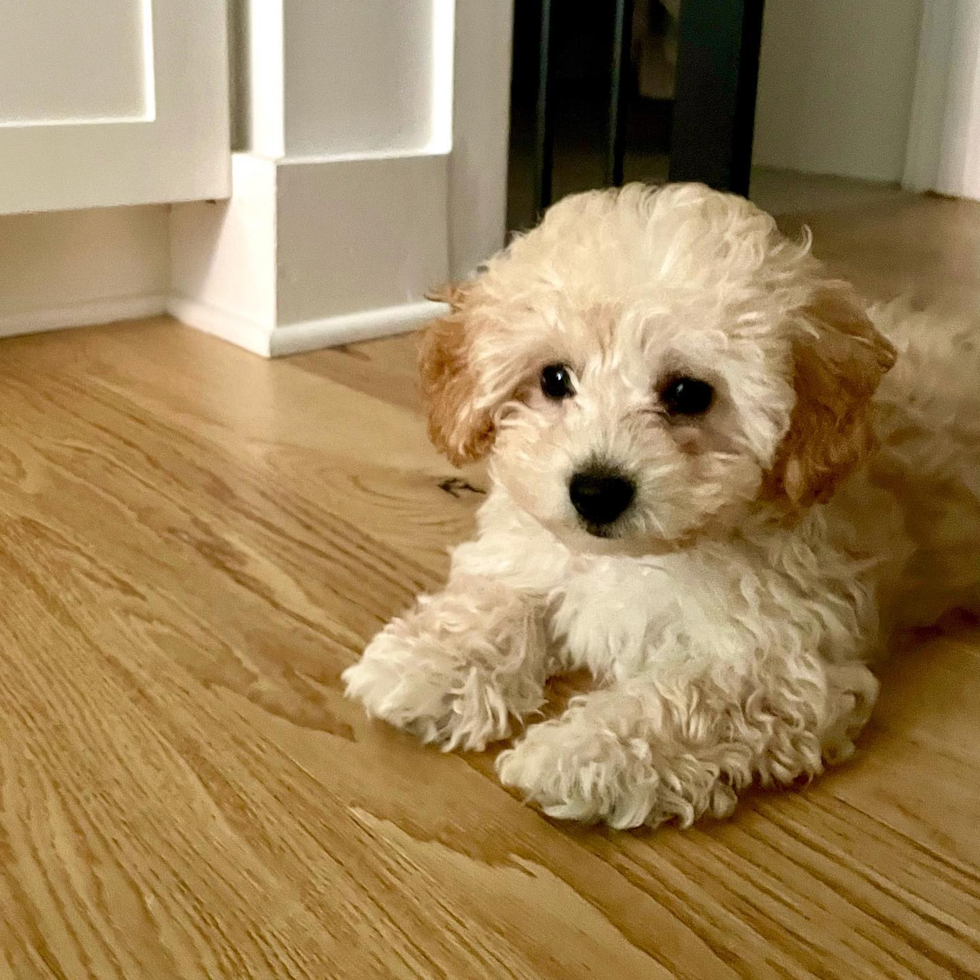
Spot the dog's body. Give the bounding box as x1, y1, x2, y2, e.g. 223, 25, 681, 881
344, 184, 980, 829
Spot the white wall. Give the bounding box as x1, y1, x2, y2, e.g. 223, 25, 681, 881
0, 206, 168, 337
904, 1, 980, 200
754, 0, 923, 182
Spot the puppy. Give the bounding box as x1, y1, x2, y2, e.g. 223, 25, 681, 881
343, 183, 980, 829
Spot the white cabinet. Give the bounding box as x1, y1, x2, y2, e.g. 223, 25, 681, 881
0, 0, 230, 214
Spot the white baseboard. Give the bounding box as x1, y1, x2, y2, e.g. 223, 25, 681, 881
167, 295, 274, 356
268, 300, 447, 356
0, 293, 167, 340
170, 294, 445, 357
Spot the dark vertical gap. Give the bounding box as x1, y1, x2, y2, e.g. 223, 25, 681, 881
668, 0, 765, 195
534, 0, 556, 213
607, 0, 635, 186
510, 1, 760, 233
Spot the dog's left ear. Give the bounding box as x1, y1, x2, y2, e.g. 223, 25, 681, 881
763, 285, 897, 507
418, 283, 496, 467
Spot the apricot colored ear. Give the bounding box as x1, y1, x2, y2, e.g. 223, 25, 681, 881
418, 286, 495, 466
763, 286, 896, 506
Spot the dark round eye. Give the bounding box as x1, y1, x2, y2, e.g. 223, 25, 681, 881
540, 363, 575, 400
660, 376, 714, 416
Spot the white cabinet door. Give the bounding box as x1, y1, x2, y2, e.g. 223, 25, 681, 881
0, 0, 230, 214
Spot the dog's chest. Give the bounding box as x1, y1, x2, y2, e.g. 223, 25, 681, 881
548, 553, 732, 678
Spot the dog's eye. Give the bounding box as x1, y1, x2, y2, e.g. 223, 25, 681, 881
660, 376, 714, 416
540, 363, 575, 400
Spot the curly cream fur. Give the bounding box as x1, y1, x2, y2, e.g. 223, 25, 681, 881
343, 183, 980, 829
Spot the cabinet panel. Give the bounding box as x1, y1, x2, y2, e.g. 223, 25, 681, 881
0, 0, 229, 214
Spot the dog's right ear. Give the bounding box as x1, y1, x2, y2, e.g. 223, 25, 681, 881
419, 283, 496, 467
762, 284, 896, 508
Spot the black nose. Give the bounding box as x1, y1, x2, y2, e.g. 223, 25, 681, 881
569, 468, 636, 527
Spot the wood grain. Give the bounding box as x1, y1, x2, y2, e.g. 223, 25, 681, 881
1, 191, 979, 979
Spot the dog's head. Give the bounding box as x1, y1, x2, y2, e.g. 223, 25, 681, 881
421, 183, 896, 553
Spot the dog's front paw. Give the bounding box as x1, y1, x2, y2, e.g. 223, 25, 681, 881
343, 588, 547, 752
497, 715, 737, 829
343, 634, 511, 751
497, 719, 657, 827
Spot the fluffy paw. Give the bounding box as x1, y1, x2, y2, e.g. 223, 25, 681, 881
819, 662, 879, 766
343, 584, 547, 752
342, 635, 518, 751
496, 715, 737, 829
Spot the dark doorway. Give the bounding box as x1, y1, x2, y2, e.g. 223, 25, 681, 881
507, 1, 765, 234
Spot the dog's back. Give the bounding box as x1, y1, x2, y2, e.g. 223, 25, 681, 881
868, 303, 980, 624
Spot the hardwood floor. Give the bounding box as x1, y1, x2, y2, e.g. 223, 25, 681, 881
1, 192, 980, 979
